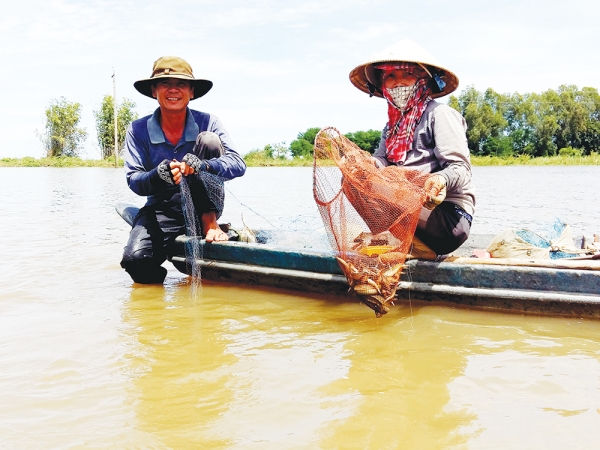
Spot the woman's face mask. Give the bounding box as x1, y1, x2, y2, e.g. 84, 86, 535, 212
385, 84, 417, 110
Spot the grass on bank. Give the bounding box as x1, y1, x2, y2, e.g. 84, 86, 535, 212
470, 153, 600, 166
243, 151, 313, 167
2, 153, 600, 168
0, 156, 120, 167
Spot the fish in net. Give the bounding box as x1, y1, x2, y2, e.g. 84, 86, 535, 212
313, 127, 433, 316
179, 171, 226, 296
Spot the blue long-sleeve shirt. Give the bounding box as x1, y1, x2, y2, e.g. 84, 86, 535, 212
124, 107, 246, 206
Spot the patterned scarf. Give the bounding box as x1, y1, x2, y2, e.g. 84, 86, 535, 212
379, 63, 432, 163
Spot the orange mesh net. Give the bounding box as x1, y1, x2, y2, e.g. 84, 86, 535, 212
313, 127, 433, 316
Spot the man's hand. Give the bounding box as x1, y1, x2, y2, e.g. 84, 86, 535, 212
170, 160, 198, 185
182, 153, 207, 175
423, 174, 446, 210
169, 160, 183, 185
180, 161, 195, 177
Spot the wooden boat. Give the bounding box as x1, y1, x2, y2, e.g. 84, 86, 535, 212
117, 203, 600, 318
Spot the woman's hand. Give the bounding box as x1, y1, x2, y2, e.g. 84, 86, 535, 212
423, 174, 446, 210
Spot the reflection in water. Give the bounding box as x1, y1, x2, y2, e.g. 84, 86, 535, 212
124, 287, 600, 449
124, 280, 360, 448
125, 280, 234, 448
316, 309, 476, 449
448, 351, 600, 447
124, 281, 479, 448
445, 322, 600, 449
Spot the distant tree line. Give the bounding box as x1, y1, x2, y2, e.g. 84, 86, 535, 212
244, 127, 382, 164
39, 96, 138, 158
40, 84, 599, 160
448, 85, 600, 157
252, 84, 599, 160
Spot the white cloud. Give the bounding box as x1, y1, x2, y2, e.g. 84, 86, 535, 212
1, 0, 599, 158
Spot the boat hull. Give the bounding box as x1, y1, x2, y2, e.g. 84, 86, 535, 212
172, 235, 600, 318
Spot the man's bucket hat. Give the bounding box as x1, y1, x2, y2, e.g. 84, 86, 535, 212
134, 56, 213, 100
349, 39, 459, 99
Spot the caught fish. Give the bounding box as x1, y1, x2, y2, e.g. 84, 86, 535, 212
335, 256, 404, 316
356, 293, 391, 318
239, 213, 257, 243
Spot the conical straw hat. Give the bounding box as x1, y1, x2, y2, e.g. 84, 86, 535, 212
349, 39, 459, 99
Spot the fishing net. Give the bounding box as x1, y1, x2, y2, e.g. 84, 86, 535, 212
180, 171, 226, 296
313, 127, 433, 316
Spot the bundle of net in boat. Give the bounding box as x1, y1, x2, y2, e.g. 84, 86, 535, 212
180, 171, 225, 296
313, 127, 431, 316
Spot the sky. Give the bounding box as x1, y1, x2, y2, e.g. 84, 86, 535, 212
1, 0, 599, 159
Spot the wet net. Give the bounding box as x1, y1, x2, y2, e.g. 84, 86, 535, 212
180, 171, 226, 296
313, 127, 432, 316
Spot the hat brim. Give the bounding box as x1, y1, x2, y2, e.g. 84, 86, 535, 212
349, 59, 459, 99
134, 74, 213, 100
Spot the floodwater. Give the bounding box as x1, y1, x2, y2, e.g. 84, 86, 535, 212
1, 166, 600, 449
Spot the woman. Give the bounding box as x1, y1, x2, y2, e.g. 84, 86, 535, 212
349, 39, 475, 258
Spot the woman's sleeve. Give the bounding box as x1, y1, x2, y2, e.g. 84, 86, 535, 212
431, 105, 472, 192
373, 125, 390, 168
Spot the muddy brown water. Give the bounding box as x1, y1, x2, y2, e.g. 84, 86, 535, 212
1, 166, 600, 448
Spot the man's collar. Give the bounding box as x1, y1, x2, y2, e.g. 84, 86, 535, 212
148, 107, 199, 145
147, 108, 164, 144
183, 109, 199, 142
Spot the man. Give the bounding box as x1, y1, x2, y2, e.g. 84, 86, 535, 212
121, 56, 246, 284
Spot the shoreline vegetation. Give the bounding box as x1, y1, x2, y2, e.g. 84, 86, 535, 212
22, 85, 599, 169
1, 153, 600, 168
29, 85, 599, 169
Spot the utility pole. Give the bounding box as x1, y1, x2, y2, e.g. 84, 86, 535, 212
112, 68, 119, 168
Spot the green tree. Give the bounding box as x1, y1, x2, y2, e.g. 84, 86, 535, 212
558, 146, 583, 156
289, 127, 321, 158
481, 135, 513, 157
503, 93, 537, 155
264, 142, 289, 159
555, 85, 591, 151
580, 119, 600, 154
534, 110, 559, 156
289, 139, 314, 158
298, 127, 321, 144
345, 129, 382, 154
449, 86, 508, 155
94, 95, 138, 159
40, 97, 87, 157
579, 87, 600, 154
